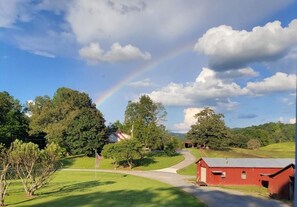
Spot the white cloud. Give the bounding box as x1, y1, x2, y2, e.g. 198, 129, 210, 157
35, 0, 69, 14
31, 50, 55, 58
65, 0, 291, 44
216, 99, 239, 111
289, 118, 296, 124
245, 72, 296, 95
128, 78, 154, 88
173, 107, 204, 133
194, 19, 297, 70
13, 30, 76, 58
0, 0, 31, 28
79, 42, 151, 64
216, 67, 259, 80
66, 0, 203, 44
147, 68, 247, 106
279, 117, 296, 124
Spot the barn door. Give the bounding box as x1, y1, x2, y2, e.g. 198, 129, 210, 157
201, 167, 206, 182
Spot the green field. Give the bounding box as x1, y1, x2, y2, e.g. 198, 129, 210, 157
178, 142, 295, 176
62, 153, 184, 171
5, 171, 205, 207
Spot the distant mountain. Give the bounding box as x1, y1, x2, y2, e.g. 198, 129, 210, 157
169, 132, 186, 140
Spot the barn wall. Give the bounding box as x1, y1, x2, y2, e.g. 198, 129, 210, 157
267, 166, 294, 199
196, 159, 283, 186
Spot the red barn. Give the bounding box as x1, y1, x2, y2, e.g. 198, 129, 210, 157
196, 158, 294, 187
260, 164, 295, 200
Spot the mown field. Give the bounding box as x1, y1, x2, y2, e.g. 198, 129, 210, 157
5, 171, 205, 207
62, 152, 185, 171
177, 142, 295, 176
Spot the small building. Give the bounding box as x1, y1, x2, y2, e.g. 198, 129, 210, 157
260, 164, 295, 200
108, 131, 131, 143
196, 158, 295, 187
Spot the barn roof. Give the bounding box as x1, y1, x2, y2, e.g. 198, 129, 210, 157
198, 158, 295, 168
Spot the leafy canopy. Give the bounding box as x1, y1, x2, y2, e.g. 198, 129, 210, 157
123, 95, 170, 150
187, 107, 231, 150
0, 91, 28, 146
28, 87, 108, 156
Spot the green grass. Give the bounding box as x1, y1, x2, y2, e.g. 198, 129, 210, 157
232, 142, 295, 158
62, 153, 184, 171
177, 148, 202, 176
218, 185, 269, 197
178, 142, 295, 176
5, 171, 205, 207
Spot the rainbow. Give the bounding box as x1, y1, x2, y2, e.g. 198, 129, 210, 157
95, 41, 195, 106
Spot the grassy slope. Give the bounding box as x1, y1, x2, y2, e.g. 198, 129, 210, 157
177, 142, 295, 176
62, 153, 185, 171
6, 171, 205, 207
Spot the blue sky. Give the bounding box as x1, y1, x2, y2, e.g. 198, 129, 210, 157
0, 0, 296, 133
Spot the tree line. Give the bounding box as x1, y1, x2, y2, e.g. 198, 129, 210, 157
186, 107, 295, 150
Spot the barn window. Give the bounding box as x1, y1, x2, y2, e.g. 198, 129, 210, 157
241, 171, 247, 179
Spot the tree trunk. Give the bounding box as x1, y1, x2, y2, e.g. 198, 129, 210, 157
28, 190, 34, 197
0, 192, 5, 207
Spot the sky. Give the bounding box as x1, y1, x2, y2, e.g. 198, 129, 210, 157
0, 0, 296, 133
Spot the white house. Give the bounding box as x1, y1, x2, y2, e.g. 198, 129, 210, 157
108, 131, 131, 143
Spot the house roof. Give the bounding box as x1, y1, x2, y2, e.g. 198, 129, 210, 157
197, 158, 295, 168
108, 131, 131, 143
260, 164, 295, 177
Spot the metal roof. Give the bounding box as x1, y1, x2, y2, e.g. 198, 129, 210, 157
201, 158, 295, 168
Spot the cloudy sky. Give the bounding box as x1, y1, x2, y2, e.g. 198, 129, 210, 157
0, 0, 296, 133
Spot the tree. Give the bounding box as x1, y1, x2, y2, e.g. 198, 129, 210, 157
65, 108, 107, 156
9, 140, 61, 196
28, 87, 108, 156
124, 95, 168, 150
102, 139, 143, 169
0, 144, 12, 207
0, 91, 28, 146
187, 108, 231, 150
247, 139, 261, 150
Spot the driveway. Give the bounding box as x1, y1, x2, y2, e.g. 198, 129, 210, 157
63, 150, 291, 207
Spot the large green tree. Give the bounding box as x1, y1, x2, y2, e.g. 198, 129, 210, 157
0, 91, 28, 146
124, 95, 168, 150
29, 87, 108, 156
187, 107, 231, 150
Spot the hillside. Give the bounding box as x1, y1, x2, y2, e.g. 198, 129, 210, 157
178, 142, 295, 175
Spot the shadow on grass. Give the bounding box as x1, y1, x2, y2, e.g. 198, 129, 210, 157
19, 187, 205, 207
60, 155, 81, 168
42, 180, 115, 196
133, 157, 156, 167
10, 180, 115, 206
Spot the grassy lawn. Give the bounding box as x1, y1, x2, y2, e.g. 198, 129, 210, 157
218, 185, 269, 197
62, 153, 184, 171
178, 142, 295, 176
5, 171, 205, 207
177, 148, 202, 176
232, 142, 295, 158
